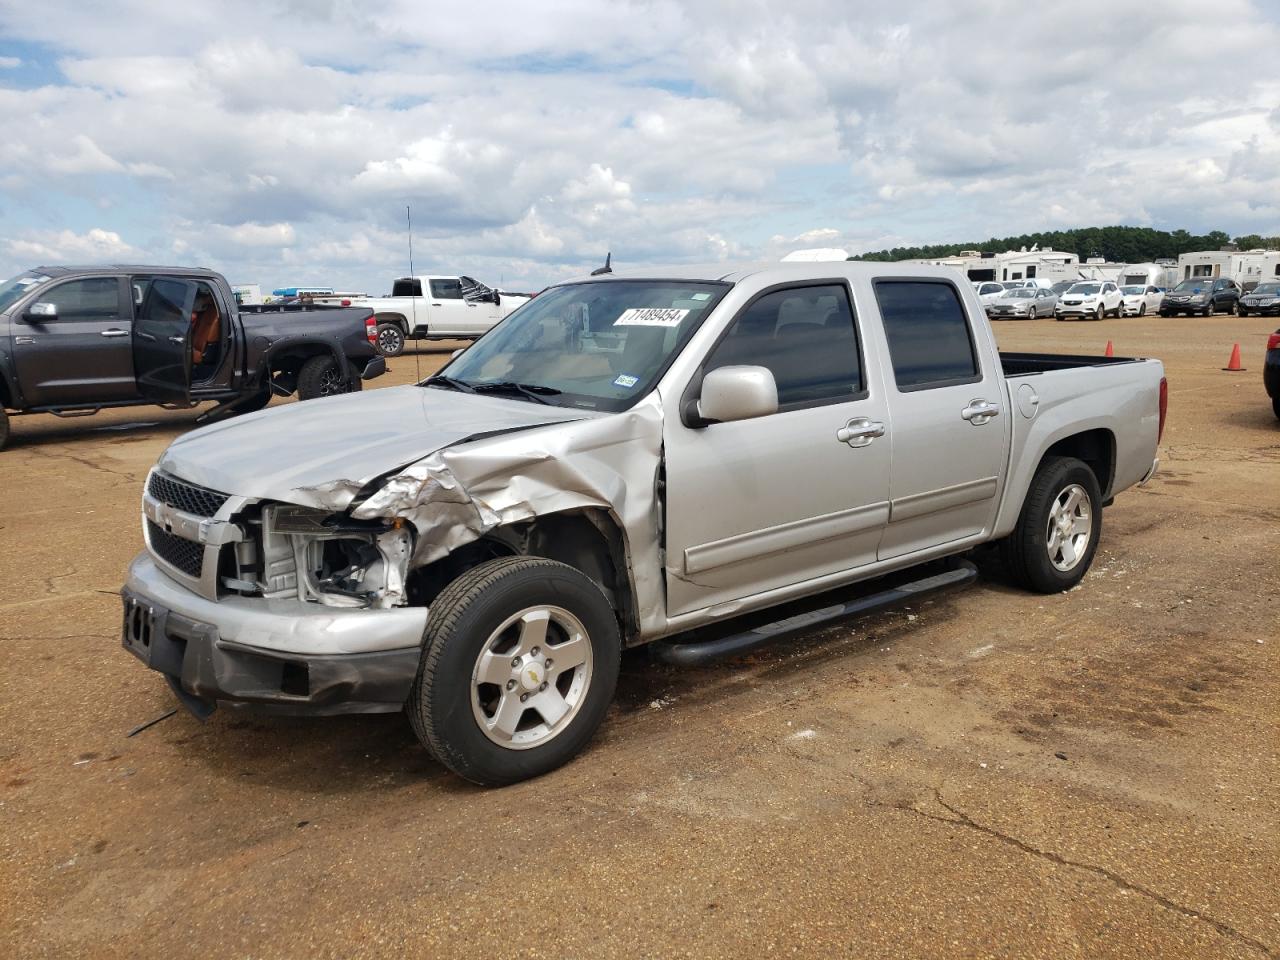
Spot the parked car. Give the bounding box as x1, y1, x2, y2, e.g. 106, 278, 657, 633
1160, 277, 1241, 317
120, 260, 1166, 786
315, 275, 532, 357
987, 287, 1059, 320
0, 266, 385, 451
1119, 284, 1164, 317
973, 281, 1007, 306
1266, 328, 1280, 419
1056, 281, 1123, 320
1238, 281, 1280, 317
1050, 280, 1077, 297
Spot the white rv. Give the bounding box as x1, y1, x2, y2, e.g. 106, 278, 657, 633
1117, 263, 1177, 289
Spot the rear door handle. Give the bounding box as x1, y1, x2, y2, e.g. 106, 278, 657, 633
100, 328, 128, 338
836, 418, 886, 447
961, 399, 1000, 425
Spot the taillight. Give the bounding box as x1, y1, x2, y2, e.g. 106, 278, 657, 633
1267, 332, 1280, 350
1157, 376, 1168, 444
341, 298, 351, 307
365, 315, 377, 346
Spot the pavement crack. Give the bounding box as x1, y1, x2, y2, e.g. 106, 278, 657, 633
909, 791, 1274, 957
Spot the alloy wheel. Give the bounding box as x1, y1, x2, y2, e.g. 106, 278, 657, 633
1046, 483, 1092, 572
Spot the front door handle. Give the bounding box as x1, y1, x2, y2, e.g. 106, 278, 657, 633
168, 336, 185, 345
15, 336, 35, 345
100, 328, 128, 338
836, 418, 886, 448
961, 399, 1000, 425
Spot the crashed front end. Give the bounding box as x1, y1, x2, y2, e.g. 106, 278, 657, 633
120, 398, 666, 718
121, 469, 427, 716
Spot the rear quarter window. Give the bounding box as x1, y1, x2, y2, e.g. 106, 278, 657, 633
873, 280, 980, 390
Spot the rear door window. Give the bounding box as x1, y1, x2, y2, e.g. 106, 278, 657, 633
874, 280, 980, 391
430, 279, 463, 299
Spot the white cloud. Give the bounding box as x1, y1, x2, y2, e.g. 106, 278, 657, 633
0, 0, 1277, 292
0, 56, 20, 69
4, 228, 141, 263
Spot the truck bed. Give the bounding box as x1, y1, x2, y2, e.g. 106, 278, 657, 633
1000, 351, 1147, 377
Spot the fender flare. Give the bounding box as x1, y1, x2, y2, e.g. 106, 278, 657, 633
0, 357, 21, 410
253, 336, 352, 387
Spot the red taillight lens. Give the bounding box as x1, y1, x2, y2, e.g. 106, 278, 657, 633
1157, 376, 1168, 444
1267, 333, 1280, 350
365, 315, 377, 345
341, 298, 351, 307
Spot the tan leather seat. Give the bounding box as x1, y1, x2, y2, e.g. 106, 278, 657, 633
190, 303, 221, 365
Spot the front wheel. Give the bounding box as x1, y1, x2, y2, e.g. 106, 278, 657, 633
1138, 303, 1146, 316
376, 323, 405, 357
1095, 305, 1105, 321
296, 355, 361, 400
1027, 307, 1036, 320
0, 407, 9, 451
1000, 456, 1103, 594
408, 557, 622, 786
1273, 395, 1280, 420
1239, 307, 1250, 317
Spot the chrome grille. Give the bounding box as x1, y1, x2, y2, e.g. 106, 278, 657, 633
148, 471, 228, 518
146, 519, 204, 578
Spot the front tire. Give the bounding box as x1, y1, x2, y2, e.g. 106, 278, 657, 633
0, 407, 9, 451
1138, 303, 1146, 316
376, 323, 405, 357
408, 557, 622, 786
1095, 305, 1105, 321
296, 355, 361, 400
1027, 307, 1036, 320
1000, 456, 1103, 594
1273, 395, 1280, 420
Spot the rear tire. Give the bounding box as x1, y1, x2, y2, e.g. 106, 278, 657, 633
1273, 395, 1280, 420
376, 323, 405, 357
408, 556, 622, 786
296, 355, 361, 400
0, 407, 9, 451
1000, 456, 1103, 594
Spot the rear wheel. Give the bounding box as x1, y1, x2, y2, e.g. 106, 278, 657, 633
1225, 300, 1236, 316
1274, 395, 1280, 420
296, 355, 361, 400
376, 323, 405, 357
408, 556, 622, 786
1000, 456, 1102, 594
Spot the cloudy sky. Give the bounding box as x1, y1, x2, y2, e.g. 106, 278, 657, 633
1, 0, 1278, 292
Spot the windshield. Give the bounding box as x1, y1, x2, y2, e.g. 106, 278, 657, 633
1001, 281, 1024, 289
1051, 282, 1074, 294
1121, 285, 1146, 295
0, 272, 51, 313
433, 279, 730, 411
1067, 283, 1101, 295
1251, 282, 1280, 296
1173, 279, 1208, 292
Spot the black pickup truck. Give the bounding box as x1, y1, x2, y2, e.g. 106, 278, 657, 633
0, 265, 385, 450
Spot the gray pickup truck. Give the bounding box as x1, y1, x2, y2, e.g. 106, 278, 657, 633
0, 265, 386, 450
121, 261, 1165, 785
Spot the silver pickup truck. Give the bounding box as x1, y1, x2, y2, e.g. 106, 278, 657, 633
121, 262, 1166, 785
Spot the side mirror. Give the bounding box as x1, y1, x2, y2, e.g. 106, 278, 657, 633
450, 348, 465, 359
693, 365, 778, 425
24, 301, 57, 322
491, 290, 501, 305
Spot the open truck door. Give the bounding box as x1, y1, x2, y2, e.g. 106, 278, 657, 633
134, 277, 195, 404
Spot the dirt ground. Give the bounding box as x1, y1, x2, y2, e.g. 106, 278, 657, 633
1, 314, 1277, 959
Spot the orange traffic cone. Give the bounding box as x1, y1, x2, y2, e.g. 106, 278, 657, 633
1104, 341, 1114, 357
1222, 343, 1245, 372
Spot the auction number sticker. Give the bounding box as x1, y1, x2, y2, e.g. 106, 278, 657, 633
614, 307, 689, 327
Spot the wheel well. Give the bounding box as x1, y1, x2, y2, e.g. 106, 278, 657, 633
406, 509, 637, 642
1042, 429, 1115, 497
374, 313, 409, 332
269, 344, 338, 379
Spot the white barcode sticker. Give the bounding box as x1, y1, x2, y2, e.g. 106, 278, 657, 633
614, 307, 689, 327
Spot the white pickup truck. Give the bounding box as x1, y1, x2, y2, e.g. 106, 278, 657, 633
317, 276, 531, 357
121, 261, 1166, 786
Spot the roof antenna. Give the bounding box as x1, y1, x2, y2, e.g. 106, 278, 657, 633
590, 252, 612, 276
407, 204, 421, 382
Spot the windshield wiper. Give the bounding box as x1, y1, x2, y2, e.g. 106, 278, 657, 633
470, 380, 562, 405
422, 374, 477, 394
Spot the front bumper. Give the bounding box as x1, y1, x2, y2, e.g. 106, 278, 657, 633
1241, 302, 1280, 316
120, 553, 426, 716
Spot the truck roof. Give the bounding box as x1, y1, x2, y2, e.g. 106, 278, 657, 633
31, 264, 223, 278
565, 260, 956, 285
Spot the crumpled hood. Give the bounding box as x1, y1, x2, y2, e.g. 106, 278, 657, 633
158, 385, 587, 505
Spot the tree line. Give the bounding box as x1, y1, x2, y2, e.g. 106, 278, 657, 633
850, 226, 1280, 264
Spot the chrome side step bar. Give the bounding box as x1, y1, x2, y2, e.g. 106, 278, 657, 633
651, 559, 978, 667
